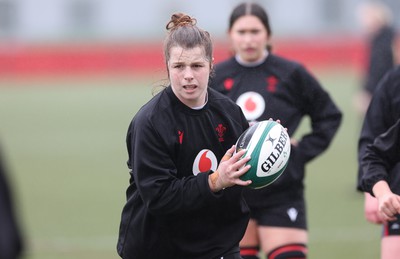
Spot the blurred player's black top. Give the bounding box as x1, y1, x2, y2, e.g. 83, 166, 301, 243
210, 54, 342, 207
358, 66, 400, 193
117, 87, 250, 259
364, 25, 396, 95
361, 118, 400, 195
0, 145, 24, 259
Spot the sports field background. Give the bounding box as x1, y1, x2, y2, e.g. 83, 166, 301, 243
0, 66, 382, 258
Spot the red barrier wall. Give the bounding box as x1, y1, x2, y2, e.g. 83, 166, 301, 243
0, 36, 367, 77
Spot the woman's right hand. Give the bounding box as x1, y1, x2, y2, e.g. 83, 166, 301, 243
208, 145, 252, 192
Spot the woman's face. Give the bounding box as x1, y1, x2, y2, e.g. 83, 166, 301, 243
229, 15, 269, 62
168, 46, 211, 108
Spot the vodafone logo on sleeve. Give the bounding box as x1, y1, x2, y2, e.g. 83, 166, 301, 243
236, 91, 265, 121
192, 149, 218, 175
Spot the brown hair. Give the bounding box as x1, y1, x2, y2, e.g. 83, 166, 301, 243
229, 2, 272, 51
164, 13, 213, 65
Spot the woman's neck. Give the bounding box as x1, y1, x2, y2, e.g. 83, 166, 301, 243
191, 92, 208, 110
235, 49, 269, 67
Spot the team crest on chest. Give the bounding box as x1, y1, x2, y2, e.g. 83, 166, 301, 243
266, 75, 278, 92
216, 124, 226, 142
192, 149, 218, 175
223, 78, 234, 91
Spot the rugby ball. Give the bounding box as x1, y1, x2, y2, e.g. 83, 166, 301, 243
236, 120, 291, 189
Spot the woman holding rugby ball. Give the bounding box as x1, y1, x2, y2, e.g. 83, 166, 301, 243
117, 12, 254, 259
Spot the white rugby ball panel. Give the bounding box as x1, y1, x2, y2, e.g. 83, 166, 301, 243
236, 120, 291, 189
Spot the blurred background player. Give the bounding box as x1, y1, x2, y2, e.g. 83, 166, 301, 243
117, 12, 253, 259
358, 65, 400, 259
354, 1, 398, 252
353, 0, 397, 117
0, 143, 24, 259
210, 2, 342, 259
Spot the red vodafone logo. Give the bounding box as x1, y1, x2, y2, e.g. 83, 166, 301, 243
236, 91, 265, 121
192, 149, 218, 175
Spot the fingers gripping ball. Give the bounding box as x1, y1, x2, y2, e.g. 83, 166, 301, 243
235, 120, 291, 189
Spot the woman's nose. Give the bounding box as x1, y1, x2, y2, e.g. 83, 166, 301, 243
183, 67, 194, 80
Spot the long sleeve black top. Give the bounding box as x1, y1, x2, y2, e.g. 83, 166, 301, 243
361, 118, 400, 195
358, 66, 400, 193
117, 87, 250, 259
211, 54, 342, 206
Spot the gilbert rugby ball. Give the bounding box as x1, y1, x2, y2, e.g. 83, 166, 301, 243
236, 120, 291, 189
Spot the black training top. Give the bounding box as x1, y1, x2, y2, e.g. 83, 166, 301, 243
211, 54, 342, 206
358, 66, 400, 193
364, 25, 396, 95
361, 118, 400, 195
117, 86, 250, 259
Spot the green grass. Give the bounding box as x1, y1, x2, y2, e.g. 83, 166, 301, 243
303, 69, 381, 258
0, 70, 381, 259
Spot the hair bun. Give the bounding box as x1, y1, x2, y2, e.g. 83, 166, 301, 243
166, 13, 197, 30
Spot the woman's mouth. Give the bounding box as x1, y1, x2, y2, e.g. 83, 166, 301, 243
184, 84, 197, 90
244, 47, 256, 54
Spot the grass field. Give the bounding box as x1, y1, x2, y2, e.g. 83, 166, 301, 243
0, 69, 382, 259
